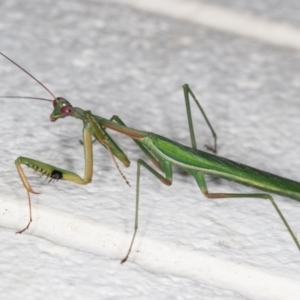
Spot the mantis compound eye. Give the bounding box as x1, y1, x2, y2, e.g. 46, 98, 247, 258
60, 106, 74, 116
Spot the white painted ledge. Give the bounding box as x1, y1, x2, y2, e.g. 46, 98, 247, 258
114, 0, 300, 50
1, 196, 300, 300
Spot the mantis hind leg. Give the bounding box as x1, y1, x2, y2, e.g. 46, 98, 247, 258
193, 171, 300, 252
183, 84, 217, 153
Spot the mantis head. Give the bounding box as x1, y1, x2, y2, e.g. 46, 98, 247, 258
50, 97, 75, 122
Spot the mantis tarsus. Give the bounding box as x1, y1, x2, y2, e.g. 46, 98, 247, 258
1, 52, 300, 264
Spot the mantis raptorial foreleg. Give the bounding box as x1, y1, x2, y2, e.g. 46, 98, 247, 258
15, 110, 131, 233
14, 126, 93, 233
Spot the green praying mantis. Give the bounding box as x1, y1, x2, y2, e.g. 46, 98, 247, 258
1, 52, 300, 264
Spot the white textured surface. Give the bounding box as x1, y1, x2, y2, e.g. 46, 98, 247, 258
1, 1, 300, 299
